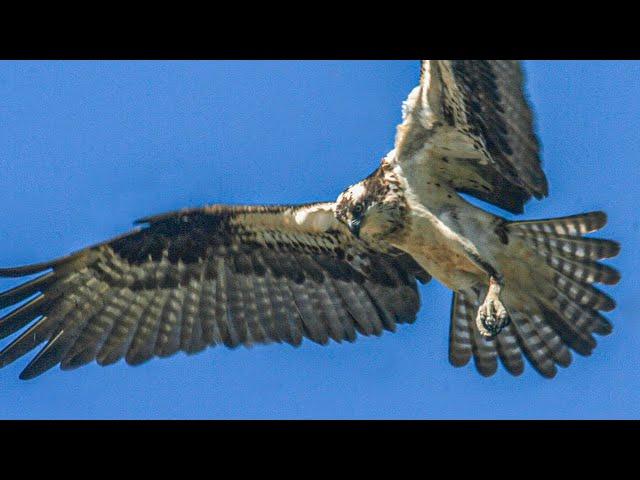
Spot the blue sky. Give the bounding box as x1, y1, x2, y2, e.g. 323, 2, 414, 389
0, 61, 637, 419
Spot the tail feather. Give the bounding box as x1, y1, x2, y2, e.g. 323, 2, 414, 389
528, 312, 572, 367
547, 290, 612, 336
544, 255, 620, 286
510, 311, 557, 378
495, 322, 525, 376
551, 271, 616, 312
449, 291, 526, 377
448, 293, 474, 367
448, 211, 619, 378
536, 301, 596, 357
470, 320, 498, 377
513, 232, 620, 261
509, 211, 607, 236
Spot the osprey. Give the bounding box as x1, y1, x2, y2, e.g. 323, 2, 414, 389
0, 61, 620, 380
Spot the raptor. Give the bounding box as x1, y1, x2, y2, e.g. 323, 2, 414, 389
0, 61, 620, 379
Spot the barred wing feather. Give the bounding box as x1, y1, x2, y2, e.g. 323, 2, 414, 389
0, 203, 429, 379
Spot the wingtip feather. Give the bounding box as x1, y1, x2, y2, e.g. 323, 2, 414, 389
0, 262, 54, 278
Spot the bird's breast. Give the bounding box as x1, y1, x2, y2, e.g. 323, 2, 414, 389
389, 201, 488, 291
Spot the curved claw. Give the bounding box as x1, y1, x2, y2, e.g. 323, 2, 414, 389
476, 298, 510, 338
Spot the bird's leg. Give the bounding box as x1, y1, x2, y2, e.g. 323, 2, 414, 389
476, 275, 510, 338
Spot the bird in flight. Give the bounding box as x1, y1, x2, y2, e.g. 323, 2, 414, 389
0, 61, 620, 380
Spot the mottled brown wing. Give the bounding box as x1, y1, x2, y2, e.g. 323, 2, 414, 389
423, 60, 547, 213
0, 203, 429, 380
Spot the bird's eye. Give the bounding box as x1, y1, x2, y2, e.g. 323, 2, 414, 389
353, 203, 364, 215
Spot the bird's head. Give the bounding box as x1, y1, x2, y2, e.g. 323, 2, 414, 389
335, 165, 406, 242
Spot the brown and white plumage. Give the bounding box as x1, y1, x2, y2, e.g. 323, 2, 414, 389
402, 61, 546, 213
447, 212, 618, 378
0, 204, 429, 379
0, 61, 620, 380
337, 60, 620, 379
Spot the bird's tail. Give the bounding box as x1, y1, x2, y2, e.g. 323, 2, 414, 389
449, 211, 620, 378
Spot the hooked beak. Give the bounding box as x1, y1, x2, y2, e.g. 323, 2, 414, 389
348, 218, 361, 238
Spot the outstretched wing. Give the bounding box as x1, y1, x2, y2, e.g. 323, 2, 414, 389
0, 203, 429, 379
395, 60, 547, 214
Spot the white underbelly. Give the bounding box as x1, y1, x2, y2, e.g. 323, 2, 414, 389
387, 160, 500, 291
390, 211, 489, 291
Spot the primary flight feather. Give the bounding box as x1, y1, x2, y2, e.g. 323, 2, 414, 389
0, 61, 620, 379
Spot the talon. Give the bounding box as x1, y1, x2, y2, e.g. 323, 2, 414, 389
475, 276, 510, 338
